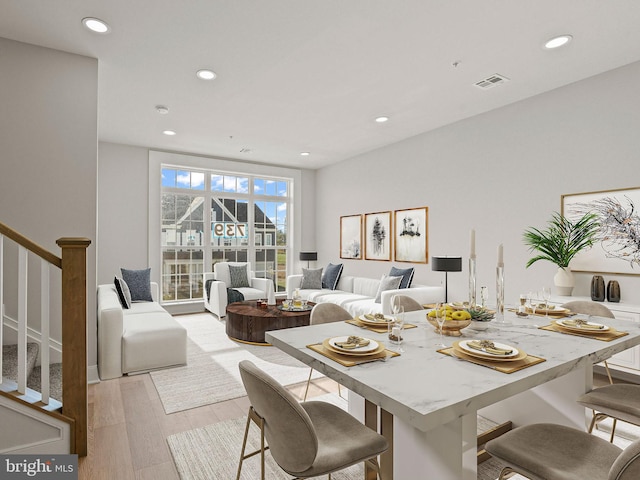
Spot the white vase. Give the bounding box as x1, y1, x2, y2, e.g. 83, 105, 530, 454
553, 267, 574, 296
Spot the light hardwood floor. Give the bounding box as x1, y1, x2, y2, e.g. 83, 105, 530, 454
78, 366, 338, 479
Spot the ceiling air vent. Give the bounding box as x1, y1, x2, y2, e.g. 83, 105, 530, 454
474, 73, 510, 90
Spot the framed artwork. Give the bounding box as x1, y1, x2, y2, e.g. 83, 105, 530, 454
561, 186, 640, 275
364, 211, 392, 261
340, 214, 362, 259
394, 207, 428, 263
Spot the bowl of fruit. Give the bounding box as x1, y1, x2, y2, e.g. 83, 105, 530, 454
426, 305, 472, 336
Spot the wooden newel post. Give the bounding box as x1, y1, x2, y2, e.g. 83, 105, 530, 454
56, 237, 91, 457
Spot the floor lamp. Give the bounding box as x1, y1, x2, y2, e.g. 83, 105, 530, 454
299, 251, 317, 269
431, 256, 462, 303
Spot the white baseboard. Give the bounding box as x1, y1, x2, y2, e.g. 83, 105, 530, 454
87, 365, 100, 384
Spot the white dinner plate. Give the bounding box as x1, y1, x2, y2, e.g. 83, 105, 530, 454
555, 319, 610, 333
458, 339, 519, 358
328, 336, 379, 353
358, 314, 392, 324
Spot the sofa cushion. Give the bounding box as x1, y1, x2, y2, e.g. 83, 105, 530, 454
114, 277, 132, 309
389, 266, 414, 289
229, 264, 250, 288
121, 268, 153, 302
301, 268, 323, 289
375, 275, 403, 303
322, 263, 343, 290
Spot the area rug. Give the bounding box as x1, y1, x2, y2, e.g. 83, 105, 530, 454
150, 314, 322, 414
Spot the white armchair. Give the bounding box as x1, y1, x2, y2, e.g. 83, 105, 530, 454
203, 262, 274, 318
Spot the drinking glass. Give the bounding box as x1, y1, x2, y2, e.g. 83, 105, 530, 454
388, 306, 405, 351
542, 287, 551, 318
391, 295, 401, 316
434, 302, 447, 348
527, 292, 537, 316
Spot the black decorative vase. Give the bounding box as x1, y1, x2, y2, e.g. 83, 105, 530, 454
607, 280, 621, 303
591, 275, 605, 302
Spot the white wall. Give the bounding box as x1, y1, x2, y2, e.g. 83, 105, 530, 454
316, 60, 640, 306
0, 38, 98, 368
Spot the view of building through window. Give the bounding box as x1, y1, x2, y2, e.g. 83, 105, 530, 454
161, 167, 290, 302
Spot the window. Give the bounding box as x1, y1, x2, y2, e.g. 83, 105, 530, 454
160, 167, 291, 302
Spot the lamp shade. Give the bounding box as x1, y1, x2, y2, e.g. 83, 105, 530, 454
299, 252, 318, 262
431, 256, 462, 272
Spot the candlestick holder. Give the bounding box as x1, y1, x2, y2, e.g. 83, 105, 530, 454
495, 265, 509, 324
468, 257, 477, 307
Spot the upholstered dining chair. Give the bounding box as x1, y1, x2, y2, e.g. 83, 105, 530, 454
561, 301, 616, 383
303, 303, 353, 401
485, 422, 640, 480
236, 360, 388, 480
391, 294, 424, 312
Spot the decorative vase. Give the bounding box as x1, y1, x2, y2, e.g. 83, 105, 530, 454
607, 280, 620, 303
591, 275, 606, 302
553, 267, 574, 296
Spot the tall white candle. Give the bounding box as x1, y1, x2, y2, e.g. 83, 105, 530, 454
470, 229, 476, 259
497, 243, 504, 267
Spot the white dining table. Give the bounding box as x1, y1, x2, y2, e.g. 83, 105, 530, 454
266, 309, 640, 480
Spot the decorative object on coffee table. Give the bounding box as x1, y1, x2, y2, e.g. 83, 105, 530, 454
523, 211, 599, 295
591, 275, 606, 301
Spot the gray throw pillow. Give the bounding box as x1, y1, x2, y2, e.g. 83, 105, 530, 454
120, 268, 153, 302
229, 265, 250, 288
114, 277, 132, 309
374, 275, 403, 303
321, 263, 343, 290
301, 268, 323, 289
389, 266, 415, 289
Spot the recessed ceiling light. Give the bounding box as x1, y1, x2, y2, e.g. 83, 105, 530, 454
375, 116, 389, 123
196, 69, 217, 80
163, 130, 176, 136
300, 152, 310, 156
544, 34, 572, 49
156, 105, 169, 115
82, 17, 110, 34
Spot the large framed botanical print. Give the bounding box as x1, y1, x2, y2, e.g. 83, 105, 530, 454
394, 207, 428, 263
340, 214, 363, 259
364, 211, 392, 261
561, 186, 640, 275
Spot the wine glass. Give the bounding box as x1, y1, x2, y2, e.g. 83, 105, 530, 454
542, 287, 551, 318
434, 302, 447, 348
391, 295, 401, 316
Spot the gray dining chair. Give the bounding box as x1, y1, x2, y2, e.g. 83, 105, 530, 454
236, 360, 388, 480
391, 294, 424, 312
303, 303, 353, 401
485, 422, 640, 480
561, 301, 616, 383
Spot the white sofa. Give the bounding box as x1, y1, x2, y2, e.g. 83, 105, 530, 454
286, 274, 444, 317
203, 262, 274, 318
97, 282, 187, 380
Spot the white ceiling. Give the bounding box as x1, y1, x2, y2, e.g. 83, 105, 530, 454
2, 1, 640, 169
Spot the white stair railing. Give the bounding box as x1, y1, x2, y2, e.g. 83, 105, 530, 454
18, 245, 28, 394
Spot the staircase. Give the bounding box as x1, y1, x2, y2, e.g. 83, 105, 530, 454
1, 343, 63, 406
1, 221, 91, 455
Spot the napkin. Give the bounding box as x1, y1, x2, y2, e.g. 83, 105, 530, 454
467, 340, 513, 356
364, 313, 388, 322
334, 336, 370, 349
561, 319, 605, 330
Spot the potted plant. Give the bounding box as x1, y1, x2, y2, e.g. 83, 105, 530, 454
523, 212, 600, 295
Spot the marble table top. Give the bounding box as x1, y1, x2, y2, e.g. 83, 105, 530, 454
266, 310, 640, 432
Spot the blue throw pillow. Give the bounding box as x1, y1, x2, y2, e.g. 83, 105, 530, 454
389, 266, 415, 289
322, 263, 343, 290
120, 268, 153, 302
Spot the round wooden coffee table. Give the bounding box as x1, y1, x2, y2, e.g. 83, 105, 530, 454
225, 299, 313, 345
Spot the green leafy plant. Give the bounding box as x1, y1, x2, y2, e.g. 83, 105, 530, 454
523, 212, 600, 268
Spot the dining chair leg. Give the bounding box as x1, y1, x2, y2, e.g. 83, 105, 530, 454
610, 418, 618, 443
603, 360, 614, 384
235, 413, 252, 480
303, 367, 314, 401
236, 407, 269, 480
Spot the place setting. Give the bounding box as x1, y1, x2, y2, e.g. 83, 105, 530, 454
346, 312, 418, 333
307, 334, 400, 367
540, 316, 629, 342
437, 338, 546, 373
